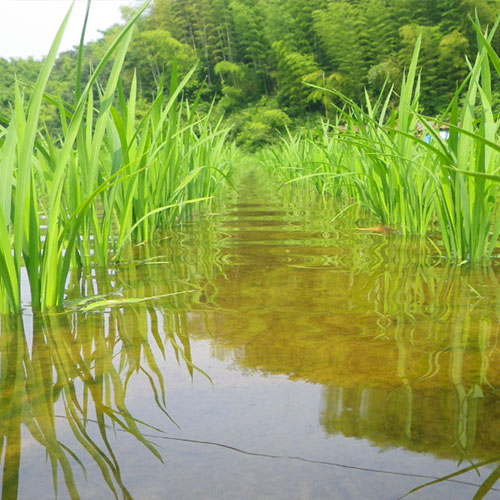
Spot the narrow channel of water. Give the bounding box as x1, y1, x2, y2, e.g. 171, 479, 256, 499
3, 168, 500, 499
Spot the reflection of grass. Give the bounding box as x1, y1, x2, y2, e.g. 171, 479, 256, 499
0, 211, 227, 498
400, 456, 500, 500
0, 302, 201, 499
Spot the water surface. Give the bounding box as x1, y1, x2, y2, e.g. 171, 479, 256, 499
3, 170, 500, 499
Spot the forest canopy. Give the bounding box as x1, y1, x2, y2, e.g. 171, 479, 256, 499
1, 0, 500, 146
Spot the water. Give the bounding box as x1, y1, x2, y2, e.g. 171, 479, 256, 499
3, 170, 500, 499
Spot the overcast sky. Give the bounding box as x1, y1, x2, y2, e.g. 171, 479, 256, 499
0, 0, 142, 60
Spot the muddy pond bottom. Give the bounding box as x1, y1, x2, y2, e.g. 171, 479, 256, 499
10, 171, 500, 500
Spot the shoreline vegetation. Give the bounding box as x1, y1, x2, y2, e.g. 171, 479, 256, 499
1, 0, 500, 314
0, 0, 235, 314
259, 20, 500, 263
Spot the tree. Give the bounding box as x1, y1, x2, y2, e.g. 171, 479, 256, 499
272, 41, 324, 113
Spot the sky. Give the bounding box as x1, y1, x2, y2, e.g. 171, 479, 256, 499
0, 0, 142, 60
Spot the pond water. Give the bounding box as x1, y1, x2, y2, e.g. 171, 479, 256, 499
3, 169, 500, 499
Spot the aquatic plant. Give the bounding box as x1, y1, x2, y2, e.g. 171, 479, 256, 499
261, 37, 436, 237
0, 1, 149, 313
406, 18, 500, 262
260, 18, 500, 261
0, 0, 234, 314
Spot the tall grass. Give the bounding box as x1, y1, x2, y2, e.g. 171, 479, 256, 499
260, 18, 500, 261
261, 37, 436, 236
409, 17, 500, 261
258, 121, 357, 200
0, 0, 234, 314
0, 1, 147, 313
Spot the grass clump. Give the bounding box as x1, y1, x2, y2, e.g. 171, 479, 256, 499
0, 1, 234, 314
260, 18, 500, 263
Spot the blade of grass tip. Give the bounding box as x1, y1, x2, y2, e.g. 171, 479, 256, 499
103, 366, 164, 462
209, 165, 237, 191
76, 0, 92, 101
169, 333, 213, 383
75, 0, 151, 110
13, 1, 73, 271
169, 60, 179, 124
472, 463, 500, 500
152, 66, 197, 143
399, 34, 421, 132
63, 404, 121, 499
87, 28, 135, 193
137, 366, 177, 425
472, 16, 500, 77
397, 456, 500, 499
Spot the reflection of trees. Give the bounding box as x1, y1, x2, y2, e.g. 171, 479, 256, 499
191, 231, 500, 464
318, 256, 500, 462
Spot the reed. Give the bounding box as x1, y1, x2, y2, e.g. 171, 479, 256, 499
260, 37, 436, 237
0, 1, 149, 313
335, 40, 436, 237
407, 17, 500, 262
260, 19, 500, 261
0, 0, 234, 314
258, 121, 356, 200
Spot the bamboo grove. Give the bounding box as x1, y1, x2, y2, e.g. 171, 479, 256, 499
2, 1, 500, 148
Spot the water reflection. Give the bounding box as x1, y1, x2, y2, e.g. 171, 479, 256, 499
200, 241, 500, 451
2, 170, 500, 498
184, 175, 500, 497
0, 306, 203, 498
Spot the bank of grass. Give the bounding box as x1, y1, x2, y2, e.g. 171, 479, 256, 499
0, 0, 234, 314
260, 18, 500, 263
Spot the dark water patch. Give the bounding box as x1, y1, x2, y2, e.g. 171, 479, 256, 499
225, 209, 289, 218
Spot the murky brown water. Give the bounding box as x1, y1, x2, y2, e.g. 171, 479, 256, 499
3, 169, 500, 499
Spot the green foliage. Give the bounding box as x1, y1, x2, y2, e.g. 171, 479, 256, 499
261, 21, 500, 262
231, 99, 291, 149
3, 0, 500, 123
0, 1, 234, 314
272, 41, 323, 112
124, 29, 197, 98
367, 59, 402, 95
